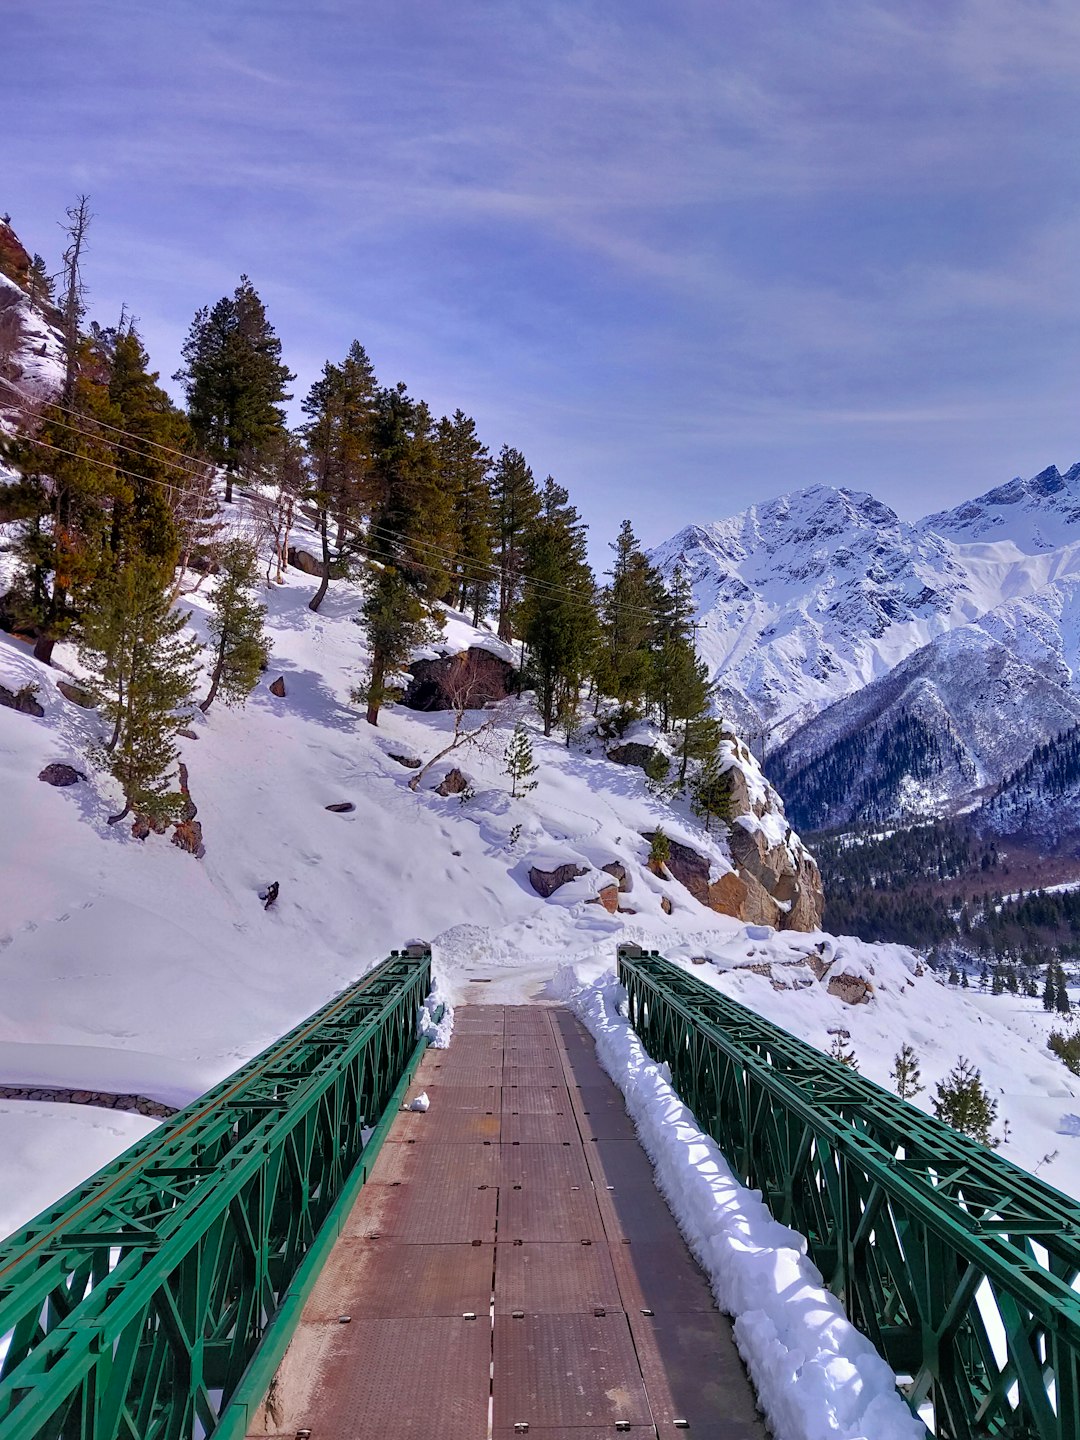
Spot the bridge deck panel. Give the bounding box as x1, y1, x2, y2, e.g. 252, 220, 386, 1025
251, 1003, 767, 1440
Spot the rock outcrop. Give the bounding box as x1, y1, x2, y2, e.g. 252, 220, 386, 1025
529, 861, 588, 898
0, 683, 44, 718
404, 646, 515, 712
287, 547, 327, 577
607, 741, 664, 771
38, 763, 84, 786
641, 738, 824, 931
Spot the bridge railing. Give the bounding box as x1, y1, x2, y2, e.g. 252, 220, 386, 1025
617, 946, 1080, 1440
0, 947, 432, 1440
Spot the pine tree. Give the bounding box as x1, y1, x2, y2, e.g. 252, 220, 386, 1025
438, 410, 494, 624
1044, 962, 1057, 1012
1056, 962, 1071, 1014
359, 384, 451, 725
600, 520, 667, 711
26, 253, 55, 314
890, 1042, 924, 1100
648, 829, 671, 875
932, 1057, 999, 1145
504, 722, 539, 798
199, 540, 267, 712
491, 446, 540, 641
175, 277, 294, 504
518, 478, 597, 737
692, 751, 735, 834
829, 1033, 859, 1069
302, 342, 377, 610
78, 560, 200, 824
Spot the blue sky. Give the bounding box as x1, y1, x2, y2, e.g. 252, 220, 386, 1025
5, 0, 1080, 554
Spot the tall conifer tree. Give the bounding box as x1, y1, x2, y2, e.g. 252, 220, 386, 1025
492, 445, 540, 641
175, 277, 293, 503
438, 409, 494, 623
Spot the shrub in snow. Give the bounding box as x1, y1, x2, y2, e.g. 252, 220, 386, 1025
932, 1057, 999, 1146
504, 722, 538, 797
890, 1043, 924, 1100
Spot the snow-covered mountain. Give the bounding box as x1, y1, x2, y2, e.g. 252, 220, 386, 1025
651, 465, 1080, 750
766, 624, 1080, 832
0, 217, 64, 433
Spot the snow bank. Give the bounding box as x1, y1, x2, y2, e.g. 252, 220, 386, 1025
418, 978, 454, 1049
555, 965, 925, 1440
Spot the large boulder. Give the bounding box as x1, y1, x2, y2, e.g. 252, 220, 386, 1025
38, 762, 85, 787
287, 547, 327, 577
0, 683, 44, 718
529, 861, 588, 898
608, 741, 664, 771
404, 646, 515, 712
642, 821, 823, 933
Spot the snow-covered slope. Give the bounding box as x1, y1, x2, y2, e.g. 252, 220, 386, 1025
0, 219, 64, 431
4, 530, 1080, 1242
651, 465, 1080, 748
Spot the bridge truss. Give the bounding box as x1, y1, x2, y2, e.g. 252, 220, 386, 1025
618, 946, 1080, 1440
0, 948, 431, 1440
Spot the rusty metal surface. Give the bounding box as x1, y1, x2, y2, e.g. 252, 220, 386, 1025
500, 1081, 567, 1114
369, 1139, 500, 1187
393, 1108, 502, 1142
571, 1086, 638, 1140
493, 1240, 622, 1315
404, 1081, 500, 1111
343, 1179, 497, 1243
502, 1109, 581, 1144
289, 1316, 491, 1437
303, 1239, 495, 1319
585, 1136, 658, 1189
597, 1180, 683, 1241
498, 1140, 593, 1188
609, 1238, 718, 1313
492, 1313, 653, 1430
257, 1005, 767, 1440
500, 1181, 606, 1242
630, 1310, 765, 1432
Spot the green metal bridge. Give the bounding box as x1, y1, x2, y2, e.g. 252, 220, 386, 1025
2, 943, 1080, 1437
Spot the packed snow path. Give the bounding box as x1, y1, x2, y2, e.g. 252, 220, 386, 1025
248, 1003, 768, 1437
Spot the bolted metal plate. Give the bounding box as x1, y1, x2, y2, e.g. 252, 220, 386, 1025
503, 1110, 581, 1145
404, 1082, 501, 1112
393, 1108, 502, 1142
558, 1053, 612, 1087
492, 1312, 652, 1429
418, 1058, 505, 1086
654, 1426, 767, 1440
629, 1310, 765, 1431
609, 1239, 717, 1313
500, 1181, 606, 1242
343, 1180, 498, 1243
369, 1140, 500, 1188
586, 1138, 658, 1190
503, 1061, 564, 1084
571, 1086, 638, 1140
287, 1316, 491, 1438
498, 1141, 593, 1189
597, 1181, 679, 1242
501, 1082, 570, 1115
493, 1431, 656, 1439
302, 1239, 495, 1319
494, 1240, 622, 1315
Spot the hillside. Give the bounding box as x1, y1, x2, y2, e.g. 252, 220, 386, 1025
5, 516, 1080, 1237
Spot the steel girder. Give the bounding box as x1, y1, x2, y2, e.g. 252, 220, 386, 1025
0, 949, 431, 1440
618, 946, 1080, 1440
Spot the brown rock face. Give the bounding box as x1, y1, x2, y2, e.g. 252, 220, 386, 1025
287, 547, 327, 577
601, 861, 632, 893
38, 763, 85, 786
404, 647, 514, 712
827, 973, 873, 1005
0, 683, 44, 718
0, 223, 31, 288
529, 861, 588, 898
587, 884, 620, 914
56, 681, 96, 709
641, 820, 823, 933
435, 768, 469, 797
269, 676, 287, 697
608, 742, 663, 771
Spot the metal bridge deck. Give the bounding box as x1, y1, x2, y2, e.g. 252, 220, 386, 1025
246, 1005, 767, 1439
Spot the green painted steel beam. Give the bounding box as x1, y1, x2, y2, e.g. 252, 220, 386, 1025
0, 948, 431, 1440
617, 945, 1080, 1440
